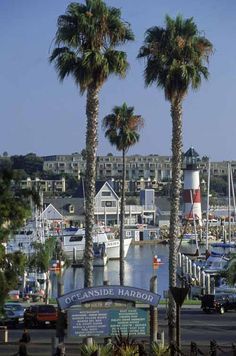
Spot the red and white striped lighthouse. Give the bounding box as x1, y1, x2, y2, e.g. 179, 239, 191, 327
182, 147, 202, 226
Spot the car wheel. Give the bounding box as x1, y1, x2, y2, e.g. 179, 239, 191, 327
219, 306, 225, 314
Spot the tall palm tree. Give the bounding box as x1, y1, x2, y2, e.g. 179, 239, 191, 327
138, 15, 213, 341
50, 1, 134, 288
103, 103, 144, 285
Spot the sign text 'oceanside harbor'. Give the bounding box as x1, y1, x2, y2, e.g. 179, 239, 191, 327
57, 285, 161, 310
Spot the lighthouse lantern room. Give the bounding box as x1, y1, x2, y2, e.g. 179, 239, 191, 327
182, 147, 202, 226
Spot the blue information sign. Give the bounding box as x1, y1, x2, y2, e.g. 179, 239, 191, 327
68, 308, 149, 338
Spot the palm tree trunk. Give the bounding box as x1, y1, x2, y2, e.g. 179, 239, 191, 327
168, 98, 183, 343
84, 85, 99, 288
119, 148, 126, 285
45, 271, 49, 305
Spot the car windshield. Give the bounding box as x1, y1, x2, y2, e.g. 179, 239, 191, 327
38, 305, 56, 313
5, 304, 24, 311
5, 309, 14, 316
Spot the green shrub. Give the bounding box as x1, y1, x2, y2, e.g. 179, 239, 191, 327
151, 342, 170, 355
79, 342, 113, 356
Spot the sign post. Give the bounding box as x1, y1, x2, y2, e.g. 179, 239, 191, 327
170, 287, 189, 351
150, 276, 158, 345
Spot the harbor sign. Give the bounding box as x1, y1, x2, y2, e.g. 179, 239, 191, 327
68, 307, 149, 337
57, 285, 160, 309
57, 285, 161, 338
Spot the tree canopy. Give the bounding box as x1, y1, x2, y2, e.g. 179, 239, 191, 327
0, 166, 36, 306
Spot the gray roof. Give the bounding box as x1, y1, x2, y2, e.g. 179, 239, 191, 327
43, 197, 85, 218
184, 147, 199, 158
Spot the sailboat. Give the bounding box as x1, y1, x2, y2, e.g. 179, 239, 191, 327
210, 162, 236, 249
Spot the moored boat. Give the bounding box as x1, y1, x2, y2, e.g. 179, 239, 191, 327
61, 226, 132, 261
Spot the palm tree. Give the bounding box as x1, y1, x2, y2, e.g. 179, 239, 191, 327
50, 1, 134, 288
103, 103, 144, 285
138, 15, 213, 341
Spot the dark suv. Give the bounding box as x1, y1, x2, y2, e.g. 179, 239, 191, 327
24, 304, 58, 327
201, 293, 236, 314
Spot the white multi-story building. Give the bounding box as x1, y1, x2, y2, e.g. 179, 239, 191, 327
41, 153, 236, 193
20, 177, 66, 193
42, 154, 172, 192
43, 153, 86, 179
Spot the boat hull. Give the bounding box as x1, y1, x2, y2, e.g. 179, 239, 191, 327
62, 235, 132, 261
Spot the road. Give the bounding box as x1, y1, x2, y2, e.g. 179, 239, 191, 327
158, 307, 236, 344
0, 307, 235, 355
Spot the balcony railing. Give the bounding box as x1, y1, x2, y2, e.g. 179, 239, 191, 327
94, 204, 156, 214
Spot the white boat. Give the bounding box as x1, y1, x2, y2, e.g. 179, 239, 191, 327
181, 233, 199, 244
7, 220, 45, 255
203, 255, 229, 275
61, 226, 132, 261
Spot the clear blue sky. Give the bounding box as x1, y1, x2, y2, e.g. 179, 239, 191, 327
1, 0, 236, 161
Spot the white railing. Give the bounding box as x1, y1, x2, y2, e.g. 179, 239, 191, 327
94, 204, 156, 215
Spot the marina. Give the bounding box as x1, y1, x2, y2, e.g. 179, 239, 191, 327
51, 245, 219, 296
49, 242, 236, 301
50, 244, 169, 300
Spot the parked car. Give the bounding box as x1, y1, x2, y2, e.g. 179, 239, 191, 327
0, 308, 24, 327
4, 302, 25, 319
24, 304, 58, 327
201, 293, 236, 314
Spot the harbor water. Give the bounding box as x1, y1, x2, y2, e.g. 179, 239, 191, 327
50, 242, 230, 300
51, 244, 169, 300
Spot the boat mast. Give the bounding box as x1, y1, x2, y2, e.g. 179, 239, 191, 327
230, 165, 236, 224
190, 189, 199, 252
228, 162, 231, 243
205, 161, 211, 253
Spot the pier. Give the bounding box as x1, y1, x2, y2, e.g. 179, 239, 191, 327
177, 252, 214, 297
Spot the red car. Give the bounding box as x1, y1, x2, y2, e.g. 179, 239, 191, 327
24, 304, 58, 327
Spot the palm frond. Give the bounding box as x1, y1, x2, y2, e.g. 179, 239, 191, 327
50, 0, 134, 91
138, 14, 213, 100
102, 103, 143, 152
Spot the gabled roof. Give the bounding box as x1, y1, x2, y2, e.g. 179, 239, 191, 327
43, 198, 85, 217
96, 181, 119, 200
75, 180, 119, 199
41, 203, 63, 220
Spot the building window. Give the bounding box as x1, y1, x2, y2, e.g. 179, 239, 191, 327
69, 205, 74, 213
102, 191, 111, 196
101, 201, 116, 207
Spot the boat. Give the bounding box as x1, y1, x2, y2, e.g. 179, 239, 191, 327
152, 255, 163, 267
210, 242, 236, 248
61, 226, 132, 261
181, 233, 199, 244
202, 255, 230, 275
93, 242, 108, 267
7, 220, 45, 255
